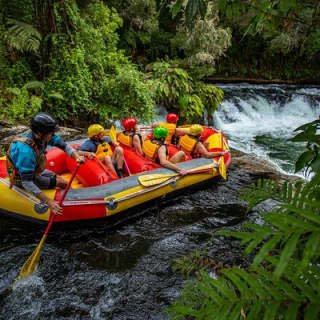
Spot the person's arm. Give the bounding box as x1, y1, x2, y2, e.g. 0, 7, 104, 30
158, 146, 184, 174
37, 191, 62, 215
52, 134, 85, 163
77, 150, 95, 159
133, 134, 144, 156
196, 143, 227, 158
175, 128, 189, 136
105, 136, 120, 147
20, 172, 62, 215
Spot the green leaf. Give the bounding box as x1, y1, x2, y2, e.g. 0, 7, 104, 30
221, 269, 250, 299
279, 0, 293, 14
186, 0, 199, 27
304, 303, 320, 320
295, 151, 315, 173
23, 81, 45, 91
274, 233, 301, 279
253, 235, 282, 266
244, 233, 267, 256
264, 213, 318, 232
172, 0, 184, 18
281, 205, 320, 225
294, 119, 320, 132
247, 302, 263, 320
228, 303, 242, 320
297, 233, 320, 276
284, 302, 300, 320
294, 277, 318, 303
233, 268, 266, 300
201, 270, 236, 301
48, 92, 64, 100
198, 0, 207, 19
263, 301, 280, 320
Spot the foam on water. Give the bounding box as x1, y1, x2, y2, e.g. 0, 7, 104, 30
212, 84, 320, 175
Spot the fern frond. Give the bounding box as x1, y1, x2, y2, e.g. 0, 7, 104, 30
167, 264, 319, 320
48, 92, 64, 100
5, 19, 42, 53
23, 81, 45, 91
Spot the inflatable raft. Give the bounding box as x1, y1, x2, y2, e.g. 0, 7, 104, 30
0, 128, 230, 224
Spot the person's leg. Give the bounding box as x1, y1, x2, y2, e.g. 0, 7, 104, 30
112, 146, 124, 170
169, 151, 185, 163
102, 156, 117, 174
112, 146, 124, 177
35, 169, 67, 189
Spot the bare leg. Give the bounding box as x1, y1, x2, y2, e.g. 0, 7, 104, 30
102, 156, 117, 174
112, 146, 124, 170
169, 151, 185, 163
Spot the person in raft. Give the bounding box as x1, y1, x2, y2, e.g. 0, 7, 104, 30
178, 124, 227, 158
117, 117, 144, 157
77, 124, 124, 178
142, 126, 187, 175
6, 112, 85, 215
151, 112, 187, 145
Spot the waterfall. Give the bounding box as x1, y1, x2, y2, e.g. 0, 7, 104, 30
212, 84, 320, 175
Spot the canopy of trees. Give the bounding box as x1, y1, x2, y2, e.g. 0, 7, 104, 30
0, 0, 319, 124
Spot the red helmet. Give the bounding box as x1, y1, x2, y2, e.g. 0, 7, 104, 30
166, 113, 179, 123
122, 117, 138, 131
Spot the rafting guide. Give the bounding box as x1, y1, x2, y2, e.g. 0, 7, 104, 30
6, 112, 85, 215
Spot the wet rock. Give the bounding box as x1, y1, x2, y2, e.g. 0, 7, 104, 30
0, 125, 83, 146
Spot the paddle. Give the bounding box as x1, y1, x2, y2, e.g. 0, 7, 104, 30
218, 130, 228, 180
110, 125, 131, 176
138, 164, 217, 187
16, 163, 81, 280
218, 156, 227, 180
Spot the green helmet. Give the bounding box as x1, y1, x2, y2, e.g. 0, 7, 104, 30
154, 126, 168, 139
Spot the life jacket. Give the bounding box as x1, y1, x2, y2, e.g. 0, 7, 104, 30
96, 141, 113, 160
118, 131, 143, 149
179, 134, 201, 156
6, 135, 47, 188
142, 139, 168, 162
159, 122, 177, 144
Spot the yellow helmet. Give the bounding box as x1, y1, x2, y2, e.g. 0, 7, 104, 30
190, 124, 203, 136
88, 124, 104, 138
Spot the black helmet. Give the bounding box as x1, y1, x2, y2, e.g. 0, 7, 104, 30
31, 112, 58, 134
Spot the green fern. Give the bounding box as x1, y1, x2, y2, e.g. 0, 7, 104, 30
47, 92, 64, 100
168, 119, 320, 320
5, 19, 42, 53
168, 262, 320, 320
23, 81, 45, 91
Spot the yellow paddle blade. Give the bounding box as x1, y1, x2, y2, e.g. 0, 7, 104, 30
219, 157, 227, 180
110, 125, 117, 143
138, 173, 178, 186
139, 176, 175, 187
17, 234, 47, 280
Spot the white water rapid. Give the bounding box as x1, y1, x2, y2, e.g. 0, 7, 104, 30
212, 84, 320, 175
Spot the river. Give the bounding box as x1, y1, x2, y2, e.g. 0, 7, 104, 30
213, 84, 320, 176
0, 84, 318, 319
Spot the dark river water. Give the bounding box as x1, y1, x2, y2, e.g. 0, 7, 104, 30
0, 165, 269, 320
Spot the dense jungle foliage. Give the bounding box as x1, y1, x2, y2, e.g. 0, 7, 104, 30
0, 0, 319, 124
168, 119, 320, 319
